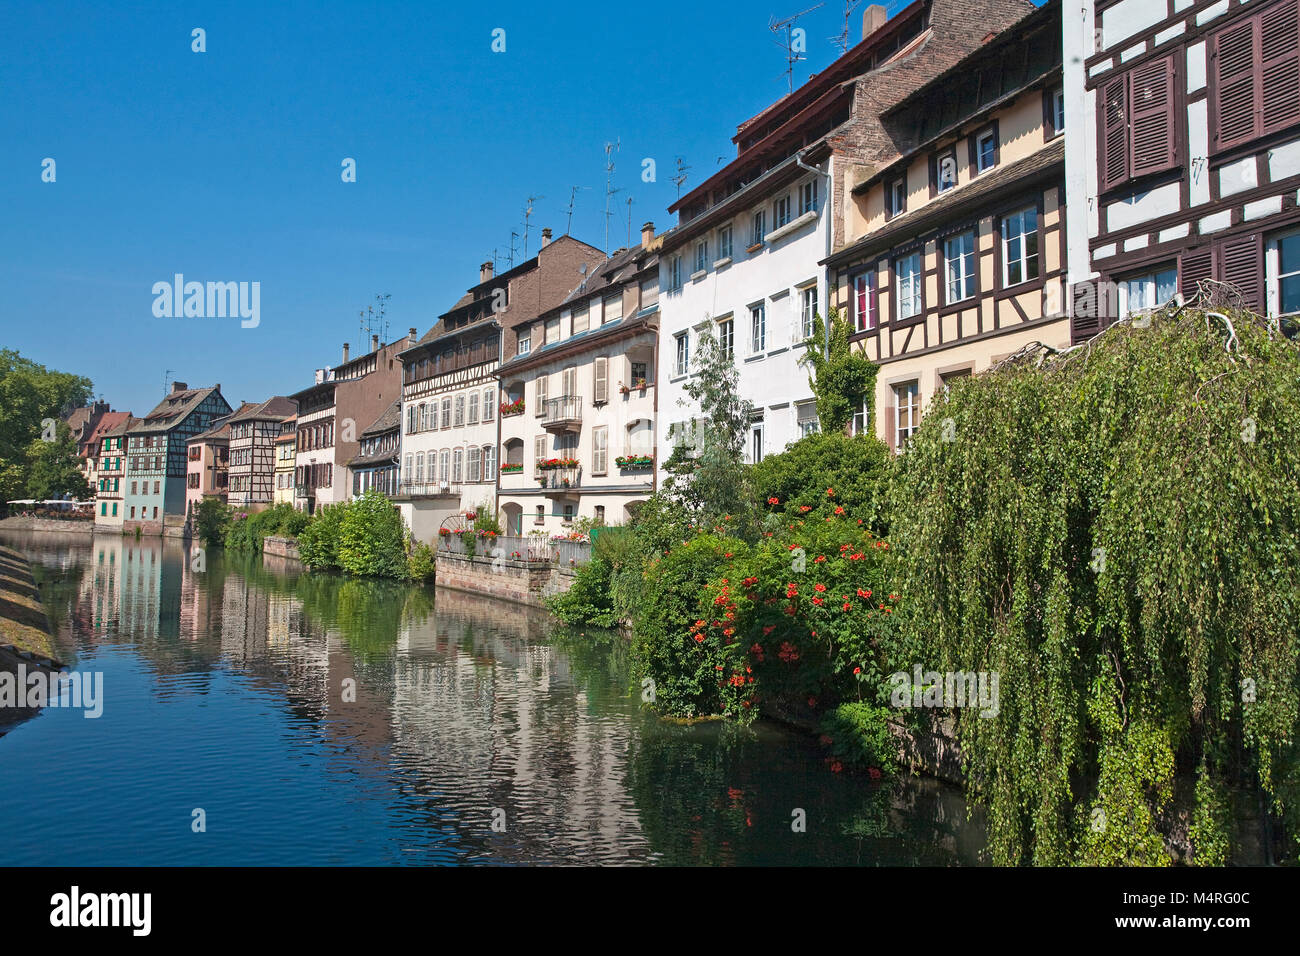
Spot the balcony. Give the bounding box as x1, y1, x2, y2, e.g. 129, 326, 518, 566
397, 481, 462, 499
541, 396, 582, 432
535, 467, 581, 491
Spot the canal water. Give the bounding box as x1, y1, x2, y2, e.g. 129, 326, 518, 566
0, 530, 986, 865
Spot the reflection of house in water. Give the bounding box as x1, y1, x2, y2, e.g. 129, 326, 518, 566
391, 588, 643, 862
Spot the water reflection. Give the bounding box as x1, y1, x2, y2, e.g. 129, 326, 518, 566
0, 529, 986, 866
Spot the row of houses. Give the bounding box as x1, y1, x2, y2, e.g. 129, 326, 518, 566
71, 0, 1300, 538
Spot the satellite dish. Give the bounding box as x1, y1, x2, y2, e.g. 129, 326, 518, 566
579, 264, 588, 274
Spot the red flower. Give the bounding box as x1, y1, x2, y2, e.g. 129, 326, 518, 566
814, 555, 826, 563
799, 505, 812, 513
834, 506, 845, 516
853, 666, 861, 675
868, 767, 882, 781
813, 583, 827, 592
812, 597, 824, 605
808, 696, 818, 708
767, 496, 779, 505
842, 602, 852, 611
693, 633, 704, 643
830, 760, 843, 773
826, 487, 835, 497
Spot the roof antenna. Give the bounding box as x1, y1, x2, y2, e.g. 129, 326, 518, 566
832, 0, 863, 55
565, 185, 590, 235
603, 139, 622, 255
770, 4, 824, 94
626, 195, 635, 249
162, 369, 174, 396
522, 194, 544, 258
671, 157, 691, 200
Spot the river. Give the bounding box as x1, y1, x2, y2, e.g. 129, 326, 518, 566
0, 529, 986, 865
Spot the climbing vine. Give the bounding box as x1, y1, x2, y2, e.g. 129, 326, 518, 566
887, 300, 1300, 865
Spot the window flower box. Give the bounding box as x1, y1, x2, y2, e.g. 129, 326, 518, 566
615, 454, 654, 470
536, 457, 579, 470
500, 397, 525, 417
499, 462, 523, 474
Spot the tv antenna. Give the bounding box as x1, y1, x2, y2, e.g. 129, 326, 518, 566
832, 0, 863, 54
522, 194, 544, 258
565, 185, 590, 235
603, 139, 622, 255
671, 157, 691, 199
162, 369, 175, 396
770, 3, 824, 94
625, 195, 635, 249
507, 231, 520, 269
358, 293, 391, 347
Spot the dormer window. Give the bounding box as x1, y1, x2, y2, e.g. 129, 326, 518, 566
934, 147, 958, 194
886, 177, 907, 219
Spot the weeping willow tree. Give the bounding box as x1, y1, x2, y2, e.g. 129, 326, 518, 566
888, 297, 1300, 865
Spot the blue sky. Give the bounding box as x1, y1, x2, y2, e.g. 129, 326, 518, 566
2, 0, 921, 415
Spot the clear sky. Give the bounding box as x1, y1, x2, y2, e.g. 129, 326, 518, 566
3, 0, 926, 416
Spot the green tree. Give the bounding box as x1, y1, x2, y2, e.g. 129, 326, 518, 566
0, 350, 92, 467
750, 430, 890, 531
25, 423, 92, 500
337, 489, 409, 578
663, 326, 753, 532
887, 303, 1300, 865
798, 307, 877, 434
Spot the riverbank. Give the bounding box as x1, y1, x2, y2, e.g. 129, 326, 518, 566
0, 545, 64, 733
0, 515, 94, 536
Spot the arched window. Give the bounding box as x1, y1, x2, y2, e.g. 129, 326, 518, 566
452, 448, 464, 483
439, 449, 450, 483
483, 388, 496, 421
467, 446, 481, 482
482, 444, 496, 475
415, 452, 425, 482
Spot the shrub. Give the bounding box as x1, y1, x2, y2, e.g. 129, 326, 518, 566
297, 503, 344, 572
337, 490, 408, 578
546, 557, 617, 628
751, 431, 890, 532
194, 497, 230, 548
820, 701, 896, 774
407, 540, 436, 584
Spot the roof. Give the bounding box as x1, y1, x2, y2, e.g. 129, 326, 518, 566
103, 415, 138, 438
361, 400, 401, 437
188, 421, 231, 444
87, 412, 130, 444
129, 385, 225, 434
496, 306, 657, 377
65, 406, 94, 435
825, 138, 1064, 266
226, 395, 297, 423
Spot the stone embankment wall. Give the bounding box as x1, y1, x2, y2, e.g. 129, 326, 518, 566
433, 553, 577, 607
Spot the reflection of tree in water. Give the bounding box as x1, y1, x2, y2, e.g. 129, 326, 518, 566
546, 625, 634, 713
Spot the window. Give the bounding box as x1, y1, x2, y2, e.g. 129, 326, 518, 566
404, 453, 412, 480
1102, 53, 1178, 188
594, 356, 608, 403
718, 319, 734, 360
852, 399, 870, 437
1001, 207, 1040, 287
483, 388, 495, 421
454, 395, 465, 426
1267, 229, 1300, 323
750, 303, 766, 352
895, 253, 922, 319
1211, 6, 1299, 155
545, 317, 560, 344
668, 255, 682, 291
535, 505, 545, 524
796, 400, 819, 438
602, 294, 622, 324
886, 177, 906, 218
131, 481, 137, 495
594, 505, 605, 524
1118, 266, 1178, 316
468, 391, 479, 424
934, 148, 958, 194
774, 194, 792, 228
518, 332, 531, 355
100, 502, 106, 516
853, 271, 877, 332
944, 231, 976, 303
799, 178, 818, 214
483, 444, 496, 475
974, 128, 997, 173
415, 452, 425, 482
467, 446, 481, 483
893, 382, 921, 448
441, 398, 451, 429
750, 421, 764, 464
439, 449, 450, 483
631, 361, 648, 384
563, 505, 575, 523
751, 210, 766, 247
112, 503, 117, 517
675, 333, 690, 375
717, 224, 733, 261
593, 426, 608, 474
694, 239, 709, 274
535, 374, 548, 414
534, 435, 546, 470
1051, 86, 1065, 136
452, 448, 463, 483
562, 365, 577, 397
800, 285, 818, 340
572, 304, 590, 334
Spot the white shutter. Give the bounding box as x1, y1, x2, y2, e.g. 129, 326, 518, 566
594, 357, 608, 403
536, 374, 548, 415
593, 427, 607, 473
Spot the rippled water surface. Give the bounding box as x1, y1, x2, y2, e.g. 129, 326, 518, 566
0, 530, 986, 865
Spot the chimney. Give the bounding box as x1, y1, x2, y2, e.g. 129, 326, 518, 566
371, 333, 379, 352
541, 227, 553, 248
342, 342, 350, 363
862, 4, 887, 40
480, 261, 494, 282
408, 327, 417, 344
641, 221, 655, 249
171, 381, 188, 393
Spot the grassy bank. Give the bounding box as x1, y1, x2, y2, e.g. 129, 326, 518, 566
0, 545, 56, 661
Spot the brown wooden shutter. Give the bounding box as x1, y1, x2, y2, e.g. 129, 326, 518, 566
1217, 233, 1264, 312
1261, 0, 1300, 135
1130, 54, 1178, 176
1101, 76, 1130, 191
1179, 248, 1214, 301
1070, 281, 1103, 342
884, 406, 897, 453
1213, 16, 1261, 151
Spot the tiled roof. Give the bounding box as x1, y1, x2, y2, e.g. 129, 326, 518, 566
131, 385, 224, 434
226, 395, 297, 423
88, 412, 130, 443
361, 400, 401, 437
